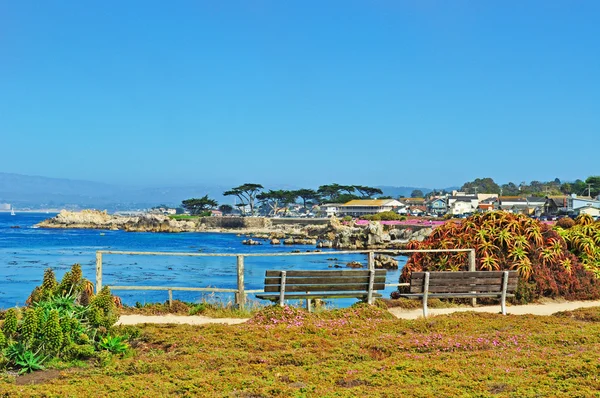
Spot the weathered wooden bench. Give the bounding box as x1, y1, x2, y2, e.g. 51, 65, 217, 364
255, 269, 386, 311
399, 271, 518, 318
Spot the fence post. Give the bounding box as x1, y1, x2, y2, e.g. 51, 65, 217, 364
236, 255, 245, 310
168, 289, 173, 308
96, 251, 103, 294
468, 249, 476, 307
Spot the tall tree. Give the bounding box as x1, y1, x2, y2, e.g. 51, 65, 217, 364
181, 195, 218, 215
461, 178, 501, 194
218, 204, 233, 215
294, 189, 321, 210
257, 190, 298, 216
353, 185, 383, 198
318, 184, 358, 202
411, 189, 424, 198
585, 176, 600, 197
223, 183, 264, 216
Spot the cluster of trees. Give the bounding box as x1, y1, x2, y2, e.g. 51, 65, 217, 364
460, 176, 600, 197
180, 183, 386, 216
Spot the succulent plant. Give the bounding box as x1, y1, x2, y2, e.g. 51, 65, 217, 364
2, 308, 19, 337
19, 309, 39, 346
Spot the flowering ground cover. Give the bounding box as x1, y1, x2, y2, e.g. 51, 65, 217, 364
2, 304, 600, 397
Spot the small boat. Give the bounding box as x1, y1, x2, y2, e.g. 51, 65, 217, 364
10, 208, 15, 216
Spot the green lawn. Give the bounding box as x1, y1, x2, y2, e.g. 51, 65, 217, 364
3, 305, 600, 397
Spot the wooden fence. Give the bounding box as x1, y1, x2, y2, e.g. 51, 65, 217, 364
95, 249, 476, 310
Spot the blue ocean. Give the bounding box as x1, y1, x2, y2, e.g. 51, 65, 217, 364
0, 213, 405, 309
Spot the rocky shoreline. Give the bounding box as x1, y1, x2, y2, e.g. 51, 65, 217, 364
36, 210, 434, 250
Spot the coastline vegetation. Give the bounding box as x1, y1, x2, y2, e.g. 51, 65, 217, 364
0, 265, 127, 376
1, 304, 600, 396
400, 212, 600, 303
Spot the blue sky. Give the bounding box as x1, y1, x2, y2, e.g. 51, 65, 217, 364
1, 1, 598, 189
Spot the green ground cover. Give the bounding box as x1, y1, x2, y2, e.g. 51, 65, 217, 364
2, 304, 600, 397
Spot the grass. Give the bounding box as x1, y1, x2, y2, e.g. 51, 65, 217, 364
2, 304, 600, 397
168, 215, 199, 220
119, 298, 262, 319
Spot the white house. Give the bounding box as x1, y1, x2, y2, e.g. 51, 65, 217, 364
337, 199, 403, 217
446, 196, 478, 216
320, 203, 344, 218
576, 205, 600, 218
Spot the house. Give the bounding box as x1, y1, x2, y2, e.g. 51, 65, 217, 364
576, 205, 600, 218
478, 197, 498, 212
408, 205, 427, 216
499, 196, 545, 216
320, 203, 344, 218
447, 195, 478, 216
544, 196, 569, 215
401, 197, 426, 206
210, 210, 223, 217
426, 197, 447, 216
568, 195, 600, 212
337, 199, 403, 217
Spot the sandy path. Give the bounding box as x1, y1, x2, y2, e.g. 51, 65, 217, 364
116, 301, 600, 325
117, 314, 249, 325
387, 300, 600, 320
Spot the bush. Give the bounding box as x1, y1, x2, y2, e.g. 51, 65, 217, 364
362, 211, 404, 221
0, 264, 127, 374
342, 216, 353, 222
556, 217, 575, 229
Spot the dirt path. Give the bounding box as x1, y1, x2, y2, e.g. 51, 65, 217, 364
117, 300, 600, 325
116, 314, 249, 325
387, 300, 600, 320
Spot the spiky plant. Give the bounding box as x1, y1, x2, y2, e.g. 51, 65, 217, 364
2, 308, 19, 338
42, 310, 63, 352
40, 269, 58, 300
0, 329, 6, 349
19, 309, 39, 347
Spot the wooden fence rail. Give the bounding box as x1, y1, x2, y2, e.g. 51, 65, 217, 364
96, 249, 476, 310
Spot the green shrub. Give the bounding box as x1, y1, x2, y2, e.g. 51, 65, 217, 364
0, 264, 127, 375
342, 216, 353, 222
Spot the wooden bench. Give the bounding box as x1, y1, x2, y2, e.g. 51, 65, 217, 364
255, 270, 386, 311
399, 271, 518, 318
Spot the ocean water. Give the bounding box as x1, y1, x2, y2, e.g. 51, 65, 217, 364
0, 213, 405, 309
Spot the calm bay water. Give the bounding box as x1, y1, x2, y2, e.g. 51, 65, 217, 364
0, 213, 404, 309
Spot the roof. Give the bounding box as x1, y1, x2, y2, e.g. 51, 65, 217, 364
342, 199, 401, 207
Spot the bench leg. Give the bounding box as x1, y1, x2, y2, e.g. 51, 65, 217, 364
306, 298, 312, 312
500, 271, 508, 315
422, 272, 430, 318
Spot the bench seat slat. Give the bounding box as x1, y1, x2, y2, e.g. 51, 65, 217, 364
410, 283, 517, 294
400, 293, 515, 299
265, 270, 385, 277
264, 283, 385, 293
410, 277, 517, 285
256, 292, 383, 301
412, 271, 517, 278
265, 276, 386, 285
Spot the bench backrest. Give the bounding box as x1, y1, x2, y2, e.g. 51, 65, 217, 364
264, 270, 386, 293
409, 271, 518, 294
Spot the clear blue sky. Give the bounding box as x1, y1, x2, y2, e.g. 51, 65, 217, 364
1, 1, 598, 189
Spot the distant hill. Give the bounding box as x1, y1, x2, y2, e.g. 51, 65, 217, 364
0, 172, 453, 210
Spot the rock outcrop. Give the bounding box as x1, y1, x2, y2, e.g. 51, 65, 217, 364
327, 221, 433, 250
36, 210, 197, 233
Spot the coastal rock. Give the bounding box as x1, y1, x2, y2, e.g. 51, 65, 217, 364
374, 254, 399, 269
327, 222, 434, 250
242, 239, 262, 246
346, 261, 364, 269
270, 239, 280, 245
